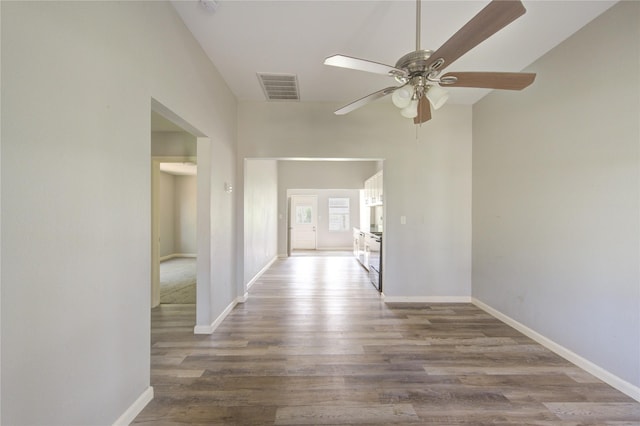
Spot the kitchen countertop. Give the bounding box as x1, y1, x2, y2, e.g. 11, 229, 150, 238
354, 228, 382, 238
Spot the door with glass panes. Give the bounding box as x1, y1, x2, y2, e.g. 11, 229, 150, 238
289, 195, 317, 250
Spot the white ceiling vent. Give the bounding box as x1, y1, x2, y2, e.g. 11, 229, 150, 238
257, 73, 300, 101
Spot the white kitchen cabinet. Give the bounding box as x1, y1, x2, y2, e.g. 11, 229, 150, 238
364, 176, 373, 206
364, 171, 383, 206
371, 173, 379, 205
353, 228, 360, 258
353, 228, 366, 266
363, 240, 371, 271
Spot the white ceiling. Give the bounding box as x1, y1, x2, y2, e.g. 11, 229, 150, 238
172, 0, 616, 106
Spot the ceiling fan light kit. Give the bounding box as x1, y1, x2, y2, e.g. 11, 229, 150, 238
324, 0, 536, 125
391, 86, 413, 109
401, 100, 419, 119
426, 85, 449, 110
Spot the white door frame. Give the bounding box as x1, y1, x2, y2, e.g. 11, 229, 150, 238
151, 99, 214, 334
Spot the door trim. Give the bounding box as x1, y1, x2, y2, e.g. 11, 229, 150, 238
289, 194, 318, 252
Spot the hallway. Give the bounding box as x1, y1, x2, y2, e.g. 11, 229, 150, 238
134, 255, 640, 424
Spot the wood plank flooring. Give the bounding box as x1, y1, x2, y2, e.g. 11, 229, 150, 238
133, 255, 640, 425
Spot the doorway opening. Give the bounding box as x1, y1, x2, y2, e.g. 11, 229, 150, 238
157, 161, 197, 304
150, 99, 213, 333
150, 110, 198, 309
242, 158, 385, 297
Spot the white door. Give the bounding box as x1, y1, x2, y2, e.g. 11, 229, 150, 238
290, 195, 317, 250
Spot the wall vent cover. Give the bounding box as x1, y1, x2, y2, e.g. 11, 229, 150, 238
257, 73, 300, 101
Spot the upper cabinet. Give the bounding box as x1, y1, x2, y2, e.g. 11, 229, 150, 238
378, 170, 383, 204
364, 170, 383, 206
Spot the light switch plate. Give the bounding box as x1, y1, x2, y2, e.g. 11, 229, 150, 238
400, 215, 406, 225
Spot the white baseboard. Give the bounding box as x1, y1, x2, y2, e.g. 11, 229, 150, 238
279, 248, 353, 257
315, 247, 352, 251
160, 253, 196, 262
246, 256, 278, 291
236, 292, 249, 303
472, 297, 640, 403
383, 296, 472, 303
193, 299, 237, 335
112, 386, 153, 426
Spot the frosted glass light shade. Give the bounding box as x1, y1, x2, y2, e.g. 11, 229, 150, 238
426, 85, 449, 110
400, 99, 418, 118
392, 86, 413, 109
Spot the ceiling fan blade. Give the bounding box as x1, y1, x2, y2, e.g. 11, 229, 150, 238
442, 72, 536, 90
427, 0, 526, 71
334, 86, 398, 115
325, 54, 408, 78
414, 97, 432, 124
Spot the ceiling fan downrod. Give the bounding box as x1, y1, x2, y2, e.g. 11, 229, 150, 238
399, 0, 442, 105
395, 1, 453, 88
416, 0, 421, 51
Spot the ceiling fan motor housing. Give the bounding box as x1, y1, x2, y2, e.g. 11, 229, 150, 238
395, 49, 432, 73
395, 49, 447, 96
394, 49, 445, 86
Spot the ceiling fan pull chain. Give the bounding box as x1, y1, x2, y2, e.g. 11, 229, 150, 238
416, 119, 424, 142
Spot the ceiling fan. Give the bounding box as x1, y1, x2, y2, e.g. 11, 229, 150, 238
324, 0, 536, 124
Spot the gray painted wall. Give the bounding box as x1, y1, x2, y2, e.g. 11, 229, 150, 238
159, 171, 176, 257
174, 175, 197, 254
472, 1, 639, 388
151, 131, 196, 157
238, 102, 473, 299
244, 160, 278, 286
1, 1, 237, 424
159, 172, 197, 257
277, 160, 377, 255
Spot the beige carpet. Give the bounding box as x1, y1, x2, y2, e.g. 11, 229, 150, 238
160, 257, 196, 304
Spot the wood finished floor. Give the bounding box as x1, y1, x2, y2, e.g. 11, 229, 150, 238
133, 255, 640, 425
